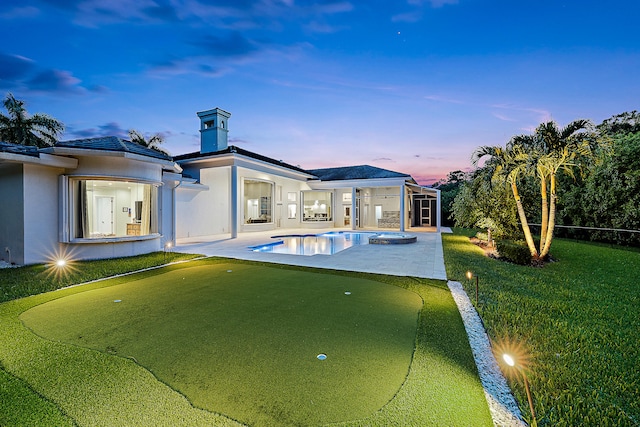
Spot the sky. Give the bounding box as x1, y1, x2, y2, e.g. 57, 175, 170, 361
1, 0, 639, 185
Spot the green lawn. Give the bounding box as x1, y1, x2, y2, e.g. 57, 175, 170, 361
0, 257, 493, 426
443, 229, 640, 427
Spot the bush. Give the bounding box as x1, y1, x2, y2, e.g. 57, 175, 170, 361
475, 232, 489, 242
496, 240, 531, 265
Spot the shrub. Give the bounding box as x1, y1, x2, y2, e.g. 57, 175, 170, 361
496, 240, 531, 265
475, 232, 489, 242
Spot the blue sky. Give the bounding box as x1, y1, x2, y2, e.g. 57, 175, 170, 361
1, 0, 638, 184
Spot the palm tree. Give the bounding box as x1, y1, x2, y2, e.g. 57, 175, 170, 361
0, 93, 64, 147
128, 129, 169, 155
472, 144, 539, 258
533, 120, 592, 258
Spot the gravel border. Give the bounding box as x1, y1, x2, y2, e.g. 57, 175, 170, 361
448, 280, 528, 427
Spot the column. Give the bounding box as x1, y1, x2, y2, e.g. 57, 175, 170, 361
351, 187, 357, 230
399, 184, 405, 232
230, 165, 238, 238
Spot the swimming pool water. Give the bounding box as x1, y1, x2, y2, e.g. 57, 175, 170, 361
249, 232, 377, 256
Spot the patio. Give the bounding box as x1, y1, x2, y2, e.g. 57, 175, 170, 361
174, 228, 449, 280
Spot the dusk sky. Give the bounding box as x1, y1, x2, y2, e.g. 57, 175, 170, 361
1, 0, 638, 185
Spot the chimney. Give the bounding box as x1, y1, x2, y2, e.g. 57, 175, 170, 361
197, 108, 231, 153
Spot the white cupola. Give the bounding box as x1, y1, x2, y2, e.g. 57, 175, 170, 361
197, 107, 231, 153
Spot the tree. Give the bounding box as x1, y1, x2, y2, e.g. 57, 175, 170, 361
451, 168, 518, 238
434, 170, 469, 226
560, 113, 640, 246
472, 144, 539, 258
527, 120, 593, 258
128, 129, 169, 155
0, 93, 64, 147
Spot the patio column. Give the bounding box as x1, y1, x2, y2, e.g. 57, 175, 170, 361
400, 184, 405, 232
351, 187, 357, 230
231, 165, 238, 238
436, 188, 441, 232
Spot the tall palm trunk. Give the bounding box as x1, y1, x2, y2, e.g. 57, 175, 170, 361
541, 173, 557, 258
511, 181, 539, 258
539, 173, 549, 252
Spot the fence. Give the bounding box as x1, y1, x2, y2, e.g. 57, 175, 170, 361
528, 224, 640, 247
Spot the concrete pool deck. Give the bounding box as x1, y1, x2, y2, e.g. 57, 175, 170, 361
174, 228, 449, 280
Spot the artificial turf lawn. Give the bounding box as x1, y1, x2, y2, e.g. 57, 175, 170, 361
2, 258, 494, 426
21, 262, 423, 426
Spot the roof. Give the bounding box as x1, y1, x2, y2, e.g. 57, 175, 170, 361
0, 141, 40, 157
306, 165, 411, 181
175, 145, 312, 175
55, 136, 172, 161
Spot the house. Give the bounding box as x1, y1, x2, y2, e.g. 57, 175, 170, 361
0, 107, 440, 265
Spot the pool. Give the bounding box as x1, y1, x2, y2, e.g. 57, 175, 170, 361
248, 231, 416, 256
249, 232, 377, 256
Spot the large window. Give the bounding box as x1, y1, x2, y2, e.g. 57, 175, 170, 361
71, 178, 159, 239
244, 179, 273, 224
302, 191, 332, 222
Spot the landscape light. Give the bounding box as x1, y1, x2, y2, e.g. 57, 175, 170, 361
503, 353, 515, 367
56, 259, 67, 267
502, 352, 536, 425
466, 270, 479, 305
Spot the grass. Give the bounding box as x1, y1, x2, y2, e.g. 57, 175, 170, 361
0, 256, 493, 426
0, 251, 201, 303
443, 229, 640, 427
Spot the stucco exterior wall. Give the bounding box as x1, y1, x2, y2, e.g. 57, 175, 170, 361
176, 166, 231, 239
0, 164, 25, 264
237, 166, 313, 233
22, 164, 63, 264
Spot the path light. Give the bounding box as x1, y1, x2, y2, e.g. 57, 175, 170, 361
466, 271, 479, 306
45, 248, 78, 281
164, 241, 172, 262
503, 352, 537, 425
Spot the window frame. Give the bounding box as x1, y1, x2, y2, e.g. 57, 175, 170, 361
301, 190, 333, 222
242, 178, 275, 225
61, 176, 161, 243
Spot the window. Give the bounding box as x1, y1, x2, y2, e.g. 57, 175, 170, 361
71, 178, 158, 239
287, 192, 296, 202
244, 179, 273, 224
342, 192, 352, 203
302, 191, 332, 222
287, 204, 297, 219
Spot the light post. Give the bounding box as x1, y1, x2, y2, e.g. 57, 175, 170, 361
466, 270, 479, 306
503, 353, 537, 426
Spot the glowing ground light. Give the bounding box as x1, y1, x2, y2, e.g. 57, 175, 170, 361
227, 270, 233, 273
114, 300, 122, 303
344, 291, 351, 295
317, 353, 327, 360
503, 354, 515, 367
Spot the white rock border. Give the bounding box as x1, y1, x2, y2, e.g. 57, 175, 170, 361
448, 280, 527, 427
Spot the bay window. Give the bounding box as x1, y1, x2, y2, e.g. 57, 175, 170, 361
69, 178, 159, 240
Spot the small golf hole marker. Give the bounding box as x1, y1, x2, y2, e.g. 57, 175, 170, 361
317, 353, 327, 361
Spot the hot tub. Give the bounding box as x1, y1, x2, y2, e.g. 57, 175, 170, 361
368, 233, 417, 245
